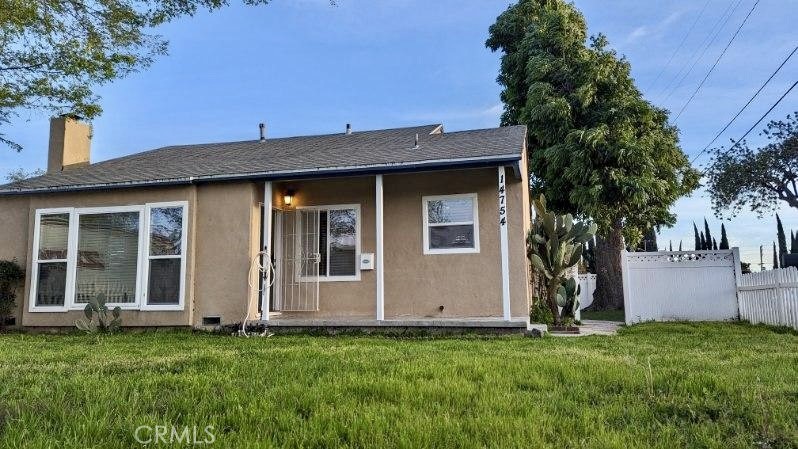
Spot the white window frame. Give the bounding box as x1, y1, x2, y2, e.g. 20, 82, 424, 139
297, 204, 361, 282
70, 205, 147, 311
28, 208, 74, 312
28, 202, 189, 312
422, 193, 480, 255
140, 202, 189, 311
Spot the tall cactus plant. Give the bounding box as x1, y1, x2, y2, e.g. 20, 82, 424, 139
527, 194, 596, 326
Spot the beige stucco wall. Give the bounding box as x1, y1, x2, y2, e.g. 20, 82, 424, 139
1, 182, 263, 328
8, 186, 197, 327
0, 195, 32, 326
0, 165, 531, 328
192, 182, 261, 327
48, 116, 91, 173
268, 167, 530, 320
383, 168, 529, 319
271, 177, 377, 319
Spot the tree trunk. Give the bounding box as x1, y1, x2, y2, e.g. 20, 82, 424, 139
590, 219, 625, 310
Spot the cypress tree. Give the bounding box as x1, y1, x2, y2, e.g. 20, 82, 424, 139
719, 223, 730, 250
712, 237, 718, 250
791, 230, 797, 253
693, 222, 701, 250
669, 240, 673, 251
703, 218, 713, 250
773, 242, 780, 269
647, 227, 658, 251
777, 214, 787, 266
700, 232, 706, 250
678, 240, 683, 251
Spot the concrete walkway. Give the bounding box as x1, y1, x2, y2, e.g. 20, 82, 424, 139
579, 320, 621, 335
549, 320, 621, 337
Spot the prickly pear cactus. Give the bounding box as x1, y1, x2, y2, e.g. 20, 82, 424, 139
74, 293, 122, 333
527, 194, 595, 325
556, 277, 581, 320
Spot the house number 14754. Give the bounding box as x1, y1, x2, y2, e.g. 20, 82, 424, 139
498, 172, 507, 226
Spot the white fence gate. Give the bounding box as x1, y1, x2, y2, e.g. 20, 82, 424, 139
738, 267, 798, 329
578, 274, 596, 310
622, 249, 741, 325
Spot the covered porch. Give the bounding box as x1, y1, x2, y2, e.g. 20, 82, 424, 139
253, 165, 530, 327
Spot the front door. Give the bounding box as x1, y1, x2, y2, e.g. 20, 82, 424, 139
272, 209, 320, 312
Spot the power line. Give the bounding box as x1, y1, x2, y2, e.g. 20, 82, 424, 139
674, 0, 761, 121
658, 0, 742, 101
699, 79, 798, 173
691, 45, 798, 164
647, 0, 712, 91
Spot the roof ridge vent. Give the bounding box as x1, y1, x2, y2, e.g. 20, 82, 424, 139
413, 133, 419, 149
345, 123, 352, 135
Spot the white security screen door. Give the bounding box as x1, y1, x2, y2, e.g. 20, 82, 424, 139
274, 209, 320, 311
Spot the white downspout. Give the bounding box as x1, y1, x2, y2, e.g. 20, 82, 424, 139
376, 174, 385, 321
498, 166, 511, 321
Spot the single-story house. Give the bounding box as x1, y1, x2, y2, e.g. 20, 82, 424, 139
0, 116, 532, 330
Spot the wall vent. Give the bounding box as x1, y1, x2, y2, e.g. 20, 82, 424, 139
202, 316, 222, 326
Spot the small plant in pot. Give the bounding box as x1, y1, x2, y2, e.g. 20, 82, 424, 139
527, 194, 595, 333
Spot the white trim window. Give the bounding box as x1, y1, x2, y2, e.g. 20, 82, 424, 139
30, 209, 73, 311
29, 202, 188, 312
422, 193, 480, 254
141, 203, 188, 310
298, 204, 361, 282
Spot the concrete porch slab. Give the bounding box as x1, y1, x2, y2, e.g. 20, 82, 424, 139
262, 318, 528, 327
256, 317, 532, 334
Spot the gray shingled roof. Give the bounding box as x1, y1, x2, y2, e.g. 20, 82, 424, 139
0, 124, 525, 194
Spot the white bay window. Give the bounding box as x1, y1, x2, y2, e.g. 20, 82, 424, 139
29, 202, 188, 312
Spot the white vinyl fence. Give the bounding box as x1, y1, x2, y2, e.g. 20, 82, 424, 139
622, 249, 741, 325
578, 274, 597, 310
738, 267, 798, 329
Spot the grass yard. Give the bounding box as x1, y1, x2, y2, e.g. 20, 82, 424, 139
0, 323, 796, 448
581, 309, 625, 322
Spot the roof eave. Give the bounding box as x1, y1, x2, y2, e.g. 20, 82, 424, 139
0, 154, 522, 196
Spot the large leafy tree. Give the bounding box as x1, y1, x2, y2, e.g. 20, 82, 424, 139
0, 0, 287, 151
706, 113, 798, 217
486, 0, 699, 310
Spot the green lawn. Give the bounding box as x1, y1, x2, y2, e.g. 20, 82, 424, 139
0, 323, 796, 448
581, 309, 625, 322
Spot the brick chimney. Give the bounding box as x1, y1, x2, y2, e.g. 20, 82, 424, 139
47, 115, 91, 173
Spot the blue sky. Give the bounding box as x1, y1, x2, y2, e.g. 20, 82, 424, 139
2, 0, 796, 268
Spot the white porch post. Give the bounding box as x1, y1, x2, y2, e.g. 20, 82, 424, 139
376, 174, 385, 321
498, 166, 511, 321
262, 181, 273, 322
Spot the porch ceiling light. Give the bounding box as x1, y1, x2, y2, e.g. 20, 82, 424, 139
283, 191, 294, 206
